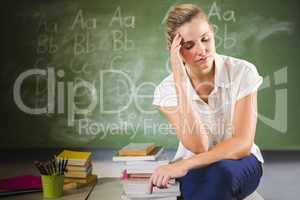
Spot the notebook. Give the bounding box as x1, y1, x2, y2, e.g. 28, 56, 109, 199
56, 150, 91, 165
118, 143, 156, 156
113, 146, 164, 162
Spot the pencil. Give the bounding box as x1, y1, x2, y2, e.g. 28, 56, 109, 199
52, 158, 57, 175
45, 162, 51, 175
34, 161, 44, 175
63, 159, 68, 174
60, 158, 65, 175
46, 161, 52, 175
39, 161, 48, 175
58, 158, 61, 175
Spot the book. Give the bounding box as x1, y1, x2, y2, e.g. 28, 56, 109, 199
118, 143, 156, 156
122, 170, 152, 180
64, 159, 91, 166
122, 176, 176, 185
66, 163, 92, 172
125, 159, 169, 166
0, 175, 42, 197
125, 159, 169, 174
122, 179, 180, 199
56, 150, 91, 166
63, 176, 97, 191
64, 166, 92, 178
121, 194, 177, 200
126, 168, 154, 174
64, 174, 97, 184
0, 175, 41, 190
113, 146, 164, 162
0, 189, 42, 197
127, 174, 152, 179
63, 180, 96, 191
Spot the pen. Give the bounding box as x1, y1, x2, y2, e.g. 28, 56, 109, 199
52, 158, 57, 175
47, 161, 52, 175
58, 158, 62, 175
34, 161, 45, 175
63, 159, 69, 174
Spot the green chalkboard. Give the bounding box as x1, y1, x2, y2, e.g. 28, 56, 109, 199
1, 0, 300, 149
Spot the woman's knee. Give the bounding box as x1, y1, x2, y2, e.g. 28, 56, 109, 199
180, 161, 236, 200
206, 160, 235, 187
180, 168, 207, 200
180, 167, 206, 187
188, 161, 236, 200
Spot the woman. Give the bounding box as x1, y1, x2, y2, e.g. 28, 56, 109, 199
151, 4, 263, 200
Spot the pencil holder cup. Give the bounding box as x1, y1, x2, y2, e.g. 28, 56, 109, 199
41, 175, 64, 198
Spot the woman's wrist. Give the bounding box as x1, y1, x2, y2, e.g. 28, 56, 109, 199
184, 154, 205, 171
183, 157, 197, 171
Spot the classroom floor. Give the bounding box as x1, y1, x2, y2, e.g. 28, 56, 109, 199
0, 149, 299, 200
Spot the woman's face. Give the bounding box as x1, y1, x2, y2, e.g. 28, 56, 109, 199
176, 16, 215, 71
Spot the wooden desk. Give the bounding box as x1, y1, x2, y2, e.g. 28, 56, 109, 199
88, 178, 123, 200
87, 178, 264, 200
0, 178, 121, 200
0, 178, 264, 200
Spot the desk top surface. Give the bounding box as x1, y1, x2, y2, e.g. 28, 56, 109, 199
0, 178, 121, 200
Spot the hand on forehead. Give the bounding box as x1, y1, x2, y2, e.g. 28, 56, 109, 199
176, 17, 212, 43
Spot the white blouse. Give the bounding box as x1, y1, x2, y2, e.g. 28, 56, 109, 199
153, 53, 264, 163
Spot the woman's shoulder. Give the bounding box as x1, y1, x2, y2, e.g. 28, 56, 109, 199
217, 55, 261, 86
218, 54, 263, 99
218, 54, 258, 73
217, 54, 261, 82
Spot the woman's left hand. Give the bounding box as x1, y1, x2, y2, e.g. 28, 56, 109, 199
149, 160, 189, 192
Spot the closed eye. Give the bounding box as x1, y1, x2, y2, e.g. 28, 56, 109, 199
182, 41, 195, 50
182, 35, 211, 50
202, 36, 210, 42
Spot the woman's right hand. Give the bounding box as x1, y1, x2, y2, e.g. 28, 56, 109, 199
170, 33, 188, 82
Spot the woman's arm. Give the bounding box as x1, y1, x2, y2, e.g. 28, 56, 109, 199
159, 105, 209, 154
149, 92, 258, 189
161, 33, 209, 154
185, 92, 258, 168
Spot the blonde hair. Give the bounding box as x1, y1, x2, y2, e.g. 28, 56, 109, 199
164, 4, 209, 49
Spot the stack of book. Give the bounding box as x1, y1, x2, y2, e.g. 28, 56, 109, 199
113, 143, 180, 200
56, 150, 97, 190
